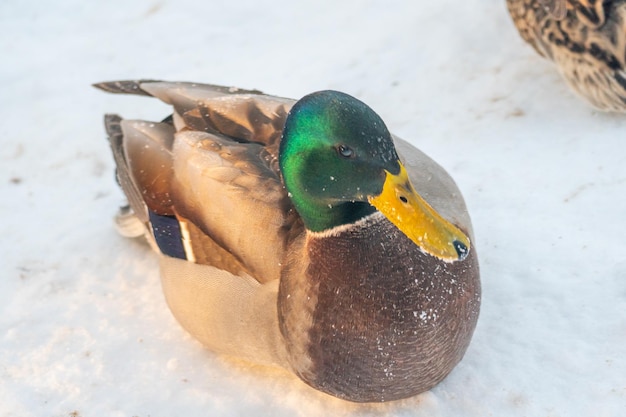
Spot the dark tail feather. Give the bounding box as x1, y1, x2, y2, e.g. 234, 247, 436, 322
93, 80, 162, 97
104, 114, 149, 224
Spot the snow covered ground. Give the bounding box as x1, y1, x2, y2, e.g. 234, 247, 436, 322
1, 0, 625, 415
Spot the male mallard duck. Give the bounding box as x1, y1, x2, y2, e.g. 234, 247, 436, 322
95, 80, 481, 402
507, 0, 626, 111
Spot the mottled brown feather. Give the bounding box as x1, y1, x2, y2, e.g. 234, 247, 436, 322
507, 0, 626, 111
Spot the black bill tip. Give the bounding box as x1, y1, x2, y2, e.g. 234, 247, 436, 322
453, 240, 469, 261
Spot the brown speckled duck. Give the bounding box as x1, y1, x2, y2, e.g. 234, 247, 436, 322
95, 80, 481, 402
507, 0, 626, 111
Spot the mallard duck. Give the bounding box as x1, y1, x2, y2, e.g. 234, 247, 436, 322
95, 80, 481, 402
507, 0, 626, 111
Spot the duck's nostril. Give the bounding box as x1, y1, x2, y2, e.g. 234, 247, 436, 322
453, 240, 469, 261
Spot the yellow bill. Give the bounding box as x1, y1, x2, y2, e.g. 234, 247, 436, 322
369, 163, 470, 262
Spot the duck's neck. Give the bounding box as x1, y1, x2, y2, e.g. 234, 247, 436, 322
288, 192, 376, 233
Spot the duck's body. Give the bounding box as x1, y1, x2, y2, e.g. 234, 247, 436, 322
96, 80, 480, 402
507, 0, 626, 111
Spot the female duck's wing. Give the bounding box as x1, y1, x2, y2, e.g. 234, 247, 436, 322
507, 0, 626, 111
98, 81, 300, 283
550, 0, 626, 110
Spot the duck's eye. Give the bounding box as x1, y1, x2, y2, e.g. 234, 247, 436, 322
336, 145, 354, 158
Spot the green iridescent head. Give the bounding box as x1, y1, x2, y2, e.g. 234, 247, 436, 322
279, 90, 471, 262
279, 90, 400, 232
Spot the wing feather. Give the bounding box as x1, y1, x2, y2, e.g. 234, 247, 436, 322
171, 130, 294, 282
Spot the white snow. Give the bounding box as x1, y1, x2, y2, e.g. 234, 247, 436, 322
2, 0, 625, 416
